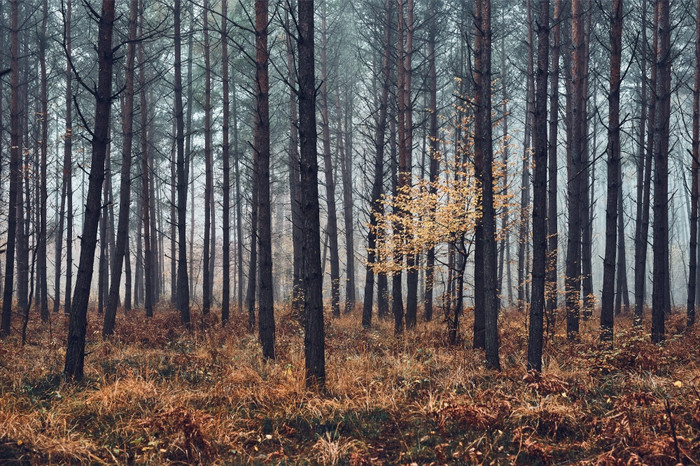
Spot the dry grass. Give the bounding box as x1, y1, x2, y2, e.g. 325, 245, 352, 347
0, 303, 698, 464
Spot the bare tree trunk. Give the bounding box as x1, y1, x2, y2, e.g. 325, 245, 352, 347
338, 91, 355, 315
233, 84, 243, 314
566, 0, 584, 339
64, 0, 116, 379
298, 0, 325, 388
103, 0, 138, 336
689, 0, 700, 329
201, 0, 212, 316
139, 28, 154, 318
615, 166, 630, 316
546, 0, 562, 323
174, 0, 190, 327
1, 0, 21, 336
221, 0, 231, 325
601, 0, 623, 342
38, 0, 49, 321
528, 0, 549, 372
255, 0, 275, 358
652, 0, 671, 343
319, 2, 341, 319
474, 0, 500, 370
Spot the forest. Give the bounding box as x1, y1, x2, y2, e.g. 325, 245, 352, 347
0, 0, 699, 463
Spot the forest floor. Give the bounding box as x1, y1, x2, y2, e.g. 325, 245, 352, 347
0, 303, 698, 464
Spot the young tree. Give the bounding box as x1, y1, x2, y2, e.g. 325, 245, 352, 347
528, 0, 549, 372
202, 0, 213, 316
601, 0, 624, 342
64, 0, 117, 379
688, 0, 700, 329
221, 0, 231, 325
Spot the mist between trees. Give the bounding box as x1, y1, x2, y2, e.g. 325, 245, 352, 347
0, 0, 697, 380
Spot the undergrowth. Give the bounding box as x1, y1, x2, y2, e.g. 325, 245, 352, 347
0, 303, 698, 464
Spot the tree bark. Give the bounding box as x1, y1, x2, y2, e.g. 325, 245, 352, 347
474, 0, 500, 370
255, 0, 275, 358
528, 0, 549, 372
299, 0, 325, 388
689, 0, 700, 329
64, 0, 116, 379
652, 0, 671, 343
202, 0, 213, 316
601, 0, 623, 342
174, 0, 190, 327
221, 0, 231, 325
139, 28, 154, 318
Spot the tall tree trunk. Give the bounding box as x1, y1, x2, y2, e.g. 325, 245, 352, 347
15, 1, 27, 315
689, 0, 700, 329
1, 0, 21, 336
635, 0, 655, 326
139, 28, 154, 318
298, 0, 325, 388
601, 0, 623, 342
38, 0, 49, 321
580, 0, 594, 319
319, 2, 341, 319
362, 0, 392, 329
286, 4, 303, 314
424, 0, 439, 322
615, 166, 630, 316
339, 91, 355, 315
103, 0, 138, 336
174, 0, 190, 327
565, 0, 585, 339
233, 84, 243, 313
652, 0, 671, 343
546, 0, 562, 322
528, 0, 549, 372
202, 0, 212, 316
221, 0, 231, 325
64, 0, 116, 379
255, 0, 275, 358
246, 173, 258, 331
474, 0, 500, 370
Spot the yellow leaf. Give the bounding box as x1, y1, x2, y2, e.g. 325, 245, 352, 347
674, 380, 682, 388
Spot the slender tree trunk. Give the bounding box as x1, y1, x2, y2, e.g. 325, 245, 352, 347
652, 0, 671, 343
221, 0, 231, 325
298, 0, 325, 388
255, 0, 275, 358
38, 0, 49, 321
233, 85, 243, 314
339, 91, 355, 315
319, 3, 341, 319
140, 30, 154, 318
615, 166, 630, 316
689, 0, 700, 329
528, 0, 549, 372
566, 0, 584, 339
64, 0, 116, 379
15, 2, 27, 315
474, 0, 500, 370
174, 0, 190, 327
546, 0, 562, 322
1, 0, 21, 336
362, 0, 392, 328
103, 0, 137, 336
201, 0, 212, 316
601, 0, 623, 342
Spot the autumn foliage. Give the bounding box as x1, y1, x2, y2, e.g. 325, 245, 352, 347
0, 306, 698, 464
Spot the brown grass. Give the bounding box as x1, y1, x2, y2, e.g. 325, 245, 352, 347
0, 303, 698, 464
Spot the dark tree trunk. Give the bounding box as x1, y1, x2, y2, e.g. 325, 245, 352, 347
139, 30, 154, 318
246, 173, 258, 331
319, 3, 341, 319
546, 0, 562, 322
615, 165, 630, 316
38, 0, 49, 321
580, 0, 594, 320
362, 0, 392, 329
298, 0, 325, 388
528, 0, 549, 372
174, 0, 190, 327
15, 1, 27, 315
286, 4, 303, 314
103, 0, 137, 336
566, 0, 584, 339
255, 0, 275, 358
635, 0, 655, 326
689, 0, 700, 329
202, 0, 212, 316
1, 0, 21, 336
601, 0, 623, 342
64, 0, 116, 379
221, 0, 231, 325
338, 92, 355, 315
652, 0, 671, 343
474, 0, 500, 370
233, 85, 244, 314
